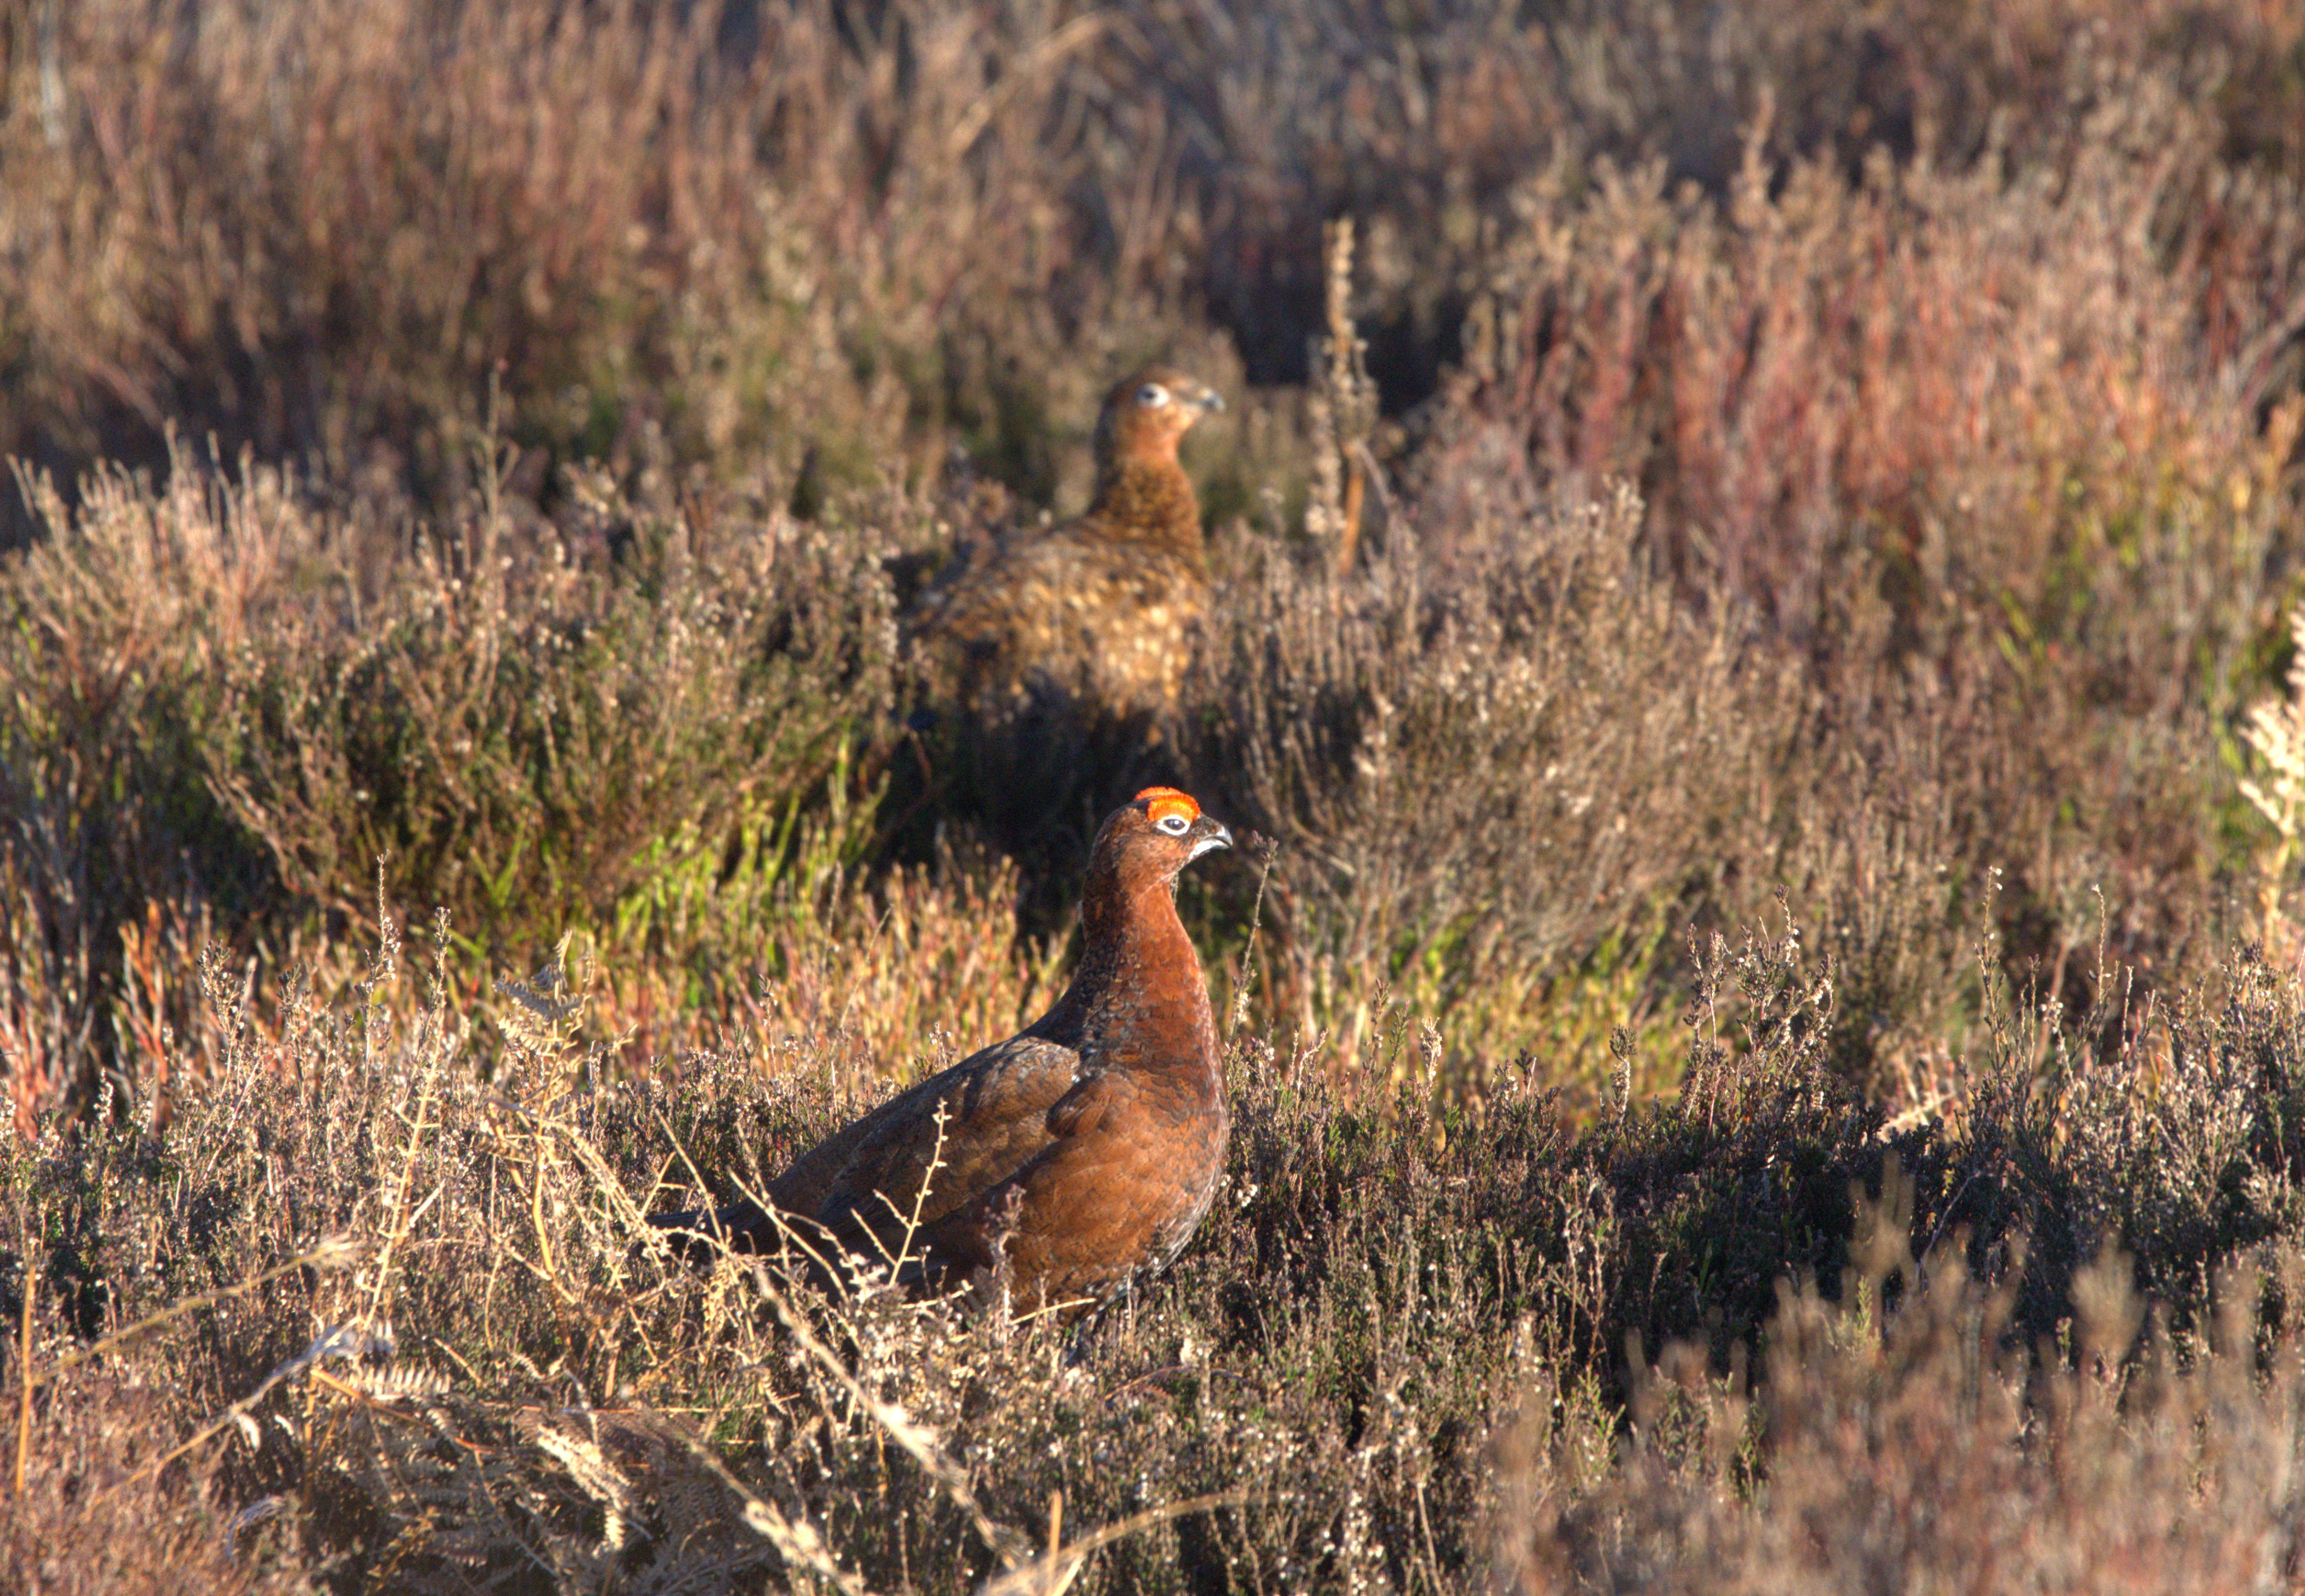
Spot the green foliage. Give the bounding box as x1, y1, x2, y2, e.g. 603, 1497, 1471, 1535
0, 454, 896, 1108
202, 488, 895, 956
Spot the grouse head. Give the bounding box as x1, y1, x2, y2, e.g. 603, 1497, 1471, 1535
1109, 784, 1230, 876
1075, 786, 1233, 946
1093, 368, 1225, 486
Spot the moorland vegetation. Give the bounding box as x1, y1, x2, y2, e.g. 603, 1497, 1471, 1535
7, 0, 2305, 1588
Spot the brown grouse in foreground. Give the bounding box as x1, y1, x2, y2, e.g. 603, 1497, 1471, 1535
656, 788, 1233, 1320
909, 369, 1224, 721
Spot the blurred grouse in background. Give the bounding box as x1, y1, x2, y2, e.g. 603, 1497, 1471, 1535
909, 368, 1224, 722
655, 788, 1234, 1320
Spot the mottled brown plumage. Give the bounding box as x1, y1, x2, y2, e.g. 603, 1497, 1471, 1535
655, 788, 1233, 1320
910, 369, 1224, 718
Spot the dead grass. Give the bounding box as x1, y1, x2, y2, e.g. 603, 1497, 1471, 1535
12, 904, 2305, 1590
1492, 1218, 2305, 1594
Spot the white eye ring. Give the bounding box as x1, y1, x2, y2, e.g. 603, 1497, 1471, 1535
1156, 813, 1190, 835
1137, 383, 1171, 408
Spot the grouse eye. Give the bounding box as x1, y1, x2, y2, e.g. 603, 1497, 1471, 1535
1137, 383, 1171, 408
1156, 813, 1191, 835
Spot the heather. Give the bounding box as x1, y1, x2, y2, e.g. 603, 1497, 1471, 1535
8, 0, 2305, 1588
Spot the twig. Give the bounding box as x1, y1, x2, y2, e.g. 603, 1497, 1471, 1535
95, 1320, 387, 1502
1100, 1363, 1246, 1406
1227, 834, 1279, 1045
975, 1490, 1249, 1596
662, 1421, 868, 1594
642, 1108, 853, 1306
14, 1259, 32, 1497
869, 1097, 955, 1283
754, 1265, 1026, 1569
32, 1235, 362, 1388
362, 1061, 439, 1329
1880, 1092, 1952, 1136
1313, 217, 1376, 581
946, 12, 1118, 156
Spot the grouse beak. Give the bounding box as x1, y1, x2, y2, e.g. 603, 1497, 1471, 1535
1188, 819, 1233, 862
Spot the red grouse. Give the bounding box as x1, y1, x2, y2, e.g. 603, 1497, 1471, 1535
657, 788, 1234, 1320
909, 369, 1224, 721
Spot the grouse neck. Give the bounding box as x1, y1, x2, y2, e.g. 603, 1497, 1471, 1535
1089, 460, 1205, 558
1043, 868, 1217, 1069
